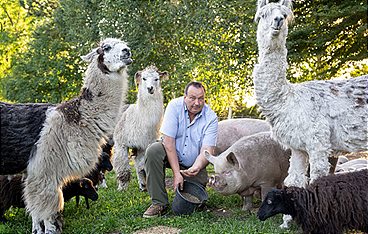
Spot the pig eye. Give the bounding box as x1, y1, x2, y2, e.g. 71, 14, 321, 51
267, 199, 272, 205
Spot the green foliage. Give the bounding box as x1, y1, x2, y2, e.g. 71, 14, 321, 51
288, 0, 367, 81
0, 0, 366, 117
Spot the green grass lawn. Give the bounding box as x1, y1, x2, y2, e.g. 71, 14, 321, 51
0, 164, 299, 234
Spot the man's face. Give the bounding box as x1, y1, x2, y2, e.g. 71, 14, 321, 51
184, 86, 205, 115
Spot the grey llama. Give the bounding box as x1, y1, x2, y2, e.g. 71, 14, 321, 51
23, 38, 132, 234
113, 65, 168, 191
253, 0, 367, 227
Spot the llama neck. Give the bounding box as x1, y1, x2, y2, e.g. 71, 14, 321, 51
253, 30, 292, 123
137, 89, 163, 107
257, 30, 288, 64
82, 61, 128, 120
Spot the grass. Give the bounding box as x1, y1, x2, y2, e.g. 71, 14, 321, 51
0, 164, 299, 234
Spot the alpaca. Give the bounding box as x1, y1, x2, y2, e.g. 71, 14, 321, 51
253, 0, 367, 227
23, 38, 132, 234
0, 102, 54, 175
257, 170, 368, 234
113, 65, 167, 191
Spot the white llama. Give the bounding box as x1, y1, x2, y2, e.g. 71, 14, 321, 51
23, 38, 132, 234
113, 65, 167, 191
253, 0, 367, 227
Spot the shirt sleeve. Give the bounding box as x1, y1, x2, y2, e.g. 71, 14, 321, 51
160, 100, 178, 138
202, 112, 218, 147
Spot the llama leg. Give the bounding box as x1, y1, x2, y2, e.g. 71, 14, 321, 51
44, 212, 63, 234
25, 176, 64, 234
281, 149, 308, 229
31, 216, 45, 234
134, 149, 147, 191
308, 150, 330, 183
283, 149, 308, 187
113, 146, 131, 191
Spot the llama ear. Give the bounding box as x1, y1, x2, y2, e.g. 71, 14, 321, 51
158, 71, 169, 81
135, 71, 142, 85
279, 0, 292, 9
255, 0, 268, 23
81, 48, 99, 63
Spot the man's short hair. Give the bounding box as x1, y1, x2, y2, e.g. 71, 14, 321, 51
184, 81, 206, 95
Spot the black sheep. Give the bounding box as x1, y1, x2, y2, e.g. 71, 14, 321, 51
257, 169, 368, 234
77, 148, 113, 208
0, 176, 98, 222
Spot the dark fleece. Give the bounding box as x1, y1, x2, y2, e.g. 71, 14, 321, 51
287, 170, 368, 234
0, 102, 53, 174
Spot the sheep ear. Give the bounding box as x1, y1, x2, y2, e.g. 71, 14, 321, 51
226, 152, 240, 169
255, 0, 268, 22
135, 71, 142, 85
81, 48, 99, 63
158, 71, 169, 81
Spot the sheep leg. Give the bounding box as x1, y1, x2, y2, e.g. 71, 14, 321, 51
134, 149, 147, 191
31, 217, 45, 234
113, 145, 131, 191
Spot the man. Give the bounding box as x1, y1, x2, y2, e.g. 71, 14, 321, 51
143, 81, 218, 218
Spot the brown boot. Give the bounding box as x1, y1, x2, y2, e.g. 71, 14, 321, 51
143, 204, 168, 218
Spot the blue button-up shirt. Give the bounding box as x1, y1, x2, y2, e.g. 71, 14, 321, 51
160, 96, 218, 167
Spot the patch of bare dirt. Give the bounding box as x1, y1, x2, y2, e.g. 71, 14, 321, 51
133, 226, 181, 234
207, 208, 233, 218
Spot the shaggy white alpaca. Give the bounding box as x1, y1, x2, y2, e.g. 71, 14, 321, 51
253, 0, 368, 227
23, 38, 132, 234
113, 65, 167, 191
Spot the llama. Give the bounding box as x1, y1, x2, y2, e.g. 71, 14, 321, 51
253, 0, 367, 227
257, 170, 368, 234
23, 38, 132, 234
113, 65, 167, 191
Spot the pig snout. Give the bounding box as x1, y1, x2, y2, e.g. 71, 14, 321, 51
207, 174, 227, 191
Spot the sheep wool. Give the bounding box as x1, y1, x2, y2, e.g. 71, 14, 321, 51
258, 170, 368, 234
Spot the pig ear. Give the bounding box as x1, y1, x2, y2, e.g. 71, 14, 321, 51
204, 150, 215, 164
226, 152, 240, 169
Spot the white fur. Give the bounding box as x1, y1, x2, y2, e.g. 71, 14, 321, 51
253, 0, 368, 228
113, 65, 167, 191
23, 38, 132, 234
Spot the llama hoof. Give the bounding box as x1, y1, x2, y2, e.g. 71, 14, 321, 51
117, 183, 129, 191
279, 214, 292, 229
139, 184, 147, 192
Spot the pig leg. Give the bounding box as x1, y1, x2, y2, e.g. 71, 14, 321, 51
242, 196, 253, 211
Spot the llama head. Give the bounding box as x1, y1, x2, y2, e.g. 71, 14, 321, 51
255, 0, 293, 40
135, 65, 168, 95
81, 38, 133, 73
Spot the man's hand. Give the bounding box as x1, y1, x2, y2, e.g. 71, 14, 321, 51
173, 172, 184, 191
180, 165, 201, 177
